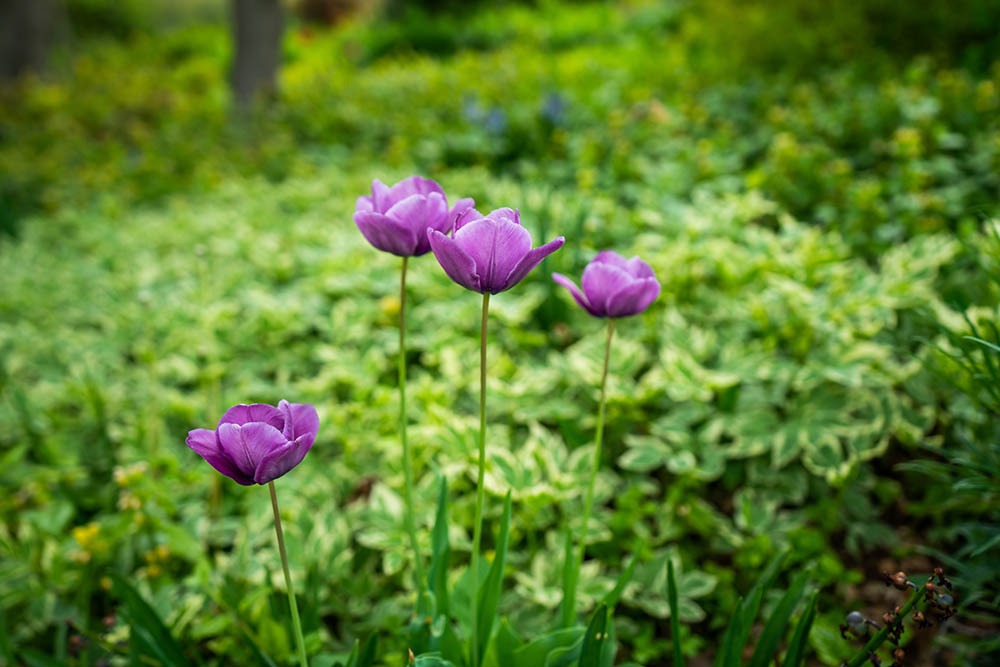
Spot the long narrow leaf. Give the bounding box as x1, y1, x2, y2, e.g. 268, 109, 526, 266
512, 628, 586, 665
356, 634, 377, 667
782, 591, 817, 667
601, 550, 639, 611
747, 571, 808, 667
667, 560, 683, 667
578, 604, 609, 667
715, 552, 786, 667
714, 597, 744, 667
428, 477, 452, 618
111, 573, 191, 667
559, 526, 576, 627
736, 552, 788, 651
495, 618, 524, 667
475, 492, 513, 666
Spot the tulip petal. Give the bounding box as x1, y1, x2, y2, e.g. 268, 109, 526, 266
606, 278, 661, 318
187, 428, 254, 485
278, 399, 319, 441
625, 256, 656, 280
484, 207, 520, 225
455, 217, 532, 292
355, 210, 418, 256
453, 204, 483, 233
591, 250, 629, 271
355, 195, 374, 214
386, 176, 445, 208
385, 192, 448, 256
428, 230, 481, 292
448, 198, 476, 226
370, 179, 392, 212
254, 432, 315, 484
217, 422, 288, 481
218, 403, 285, 430
552, 272, 600, 316
582, 262, 633, 314
501, 236, 566, 292
591, 250, 656, 280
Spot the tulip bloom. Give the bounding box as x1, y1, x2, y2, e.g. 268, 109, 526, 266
428, 207, 565, 294
551, 250, 658, 628
354, 176, 474, 257
552, 251, 660, 318
186, 400, 319, 486
428, 205, 563, 665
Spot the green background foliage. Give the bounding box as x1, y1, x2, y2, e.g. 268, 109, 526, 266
1, 0, 998, 664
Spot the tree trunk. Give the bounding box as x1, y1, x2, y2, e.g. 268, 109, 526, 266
230, 0, 283, 106
0, 0, 61, 81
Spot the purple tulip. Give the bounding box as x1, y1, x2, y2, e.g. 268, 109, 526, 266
354, 176, 475, 257
427, 207, 565, 294
186, 401, 319, 485
552, 250, 660, 318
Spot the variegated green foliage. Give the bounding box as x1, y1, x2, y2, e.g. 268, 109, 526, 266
1, 0, 996, 663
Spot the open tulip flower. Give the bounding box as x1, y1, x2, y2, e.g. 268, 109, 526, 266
186, 400, 319, 486
428, 205, 563, 666
552, 250, 660, 318
550, 250, 658, 627
428, 207, 565, 294
354, 176, 474, 257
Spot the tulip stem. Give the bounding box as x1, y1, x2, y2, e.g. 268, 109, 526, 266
268, 481, 308, 667
470, 292, 490, 667
399, 256, 428, 611
563, 318, 615, 627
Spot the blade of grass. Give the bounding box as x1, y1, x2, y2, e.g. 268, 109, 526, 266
667, 560, 684, 667
560, 526, 576, 627
475, 491, 512, 666
781, 591, 817, 667
747, 570, 808, 667
601, 549, 639, 611
111, 572, 191, 667
578, 604, 609, 667
736, 552, 788, 651
427, 477, 451, 618
714, 596, 744, 667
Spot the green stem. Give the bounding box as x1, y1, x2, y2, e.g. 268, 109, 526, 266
268, 481, 309, 667
470, 292, 490, 667
563, 318, 615, 627
399, 256, 428, 611
845, 576, 932, 667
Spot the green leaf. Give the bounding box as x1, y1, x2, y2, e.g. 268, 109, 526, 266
512, 628, 586, 666
667, 560, 684, 667
601, 550, 639, 611
735, 551, 788, 651
559, 526, 576, 627
782, 591, 817, 667
495, 618, 524, 667
344, 634, 377, 667
965, 335, 1000, 354
428, 477, 452, 618
747, 570, 808, 667
715, 552, 788, 667
20, 650, 66, 667
476, 492, 512, 667
578, 604, 608, 667
714, 597, 744, 667
111, 572, 192, 667
413, 652, 456, 667
342, 639, 361, 667
241, 626, 278, 667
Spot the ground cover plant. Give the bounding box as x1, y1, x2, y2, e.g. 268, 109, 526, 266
1, 0, 999, 665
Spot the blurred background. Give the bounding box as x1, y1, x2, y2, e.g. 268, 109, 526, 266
1, 0, 1000, 665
